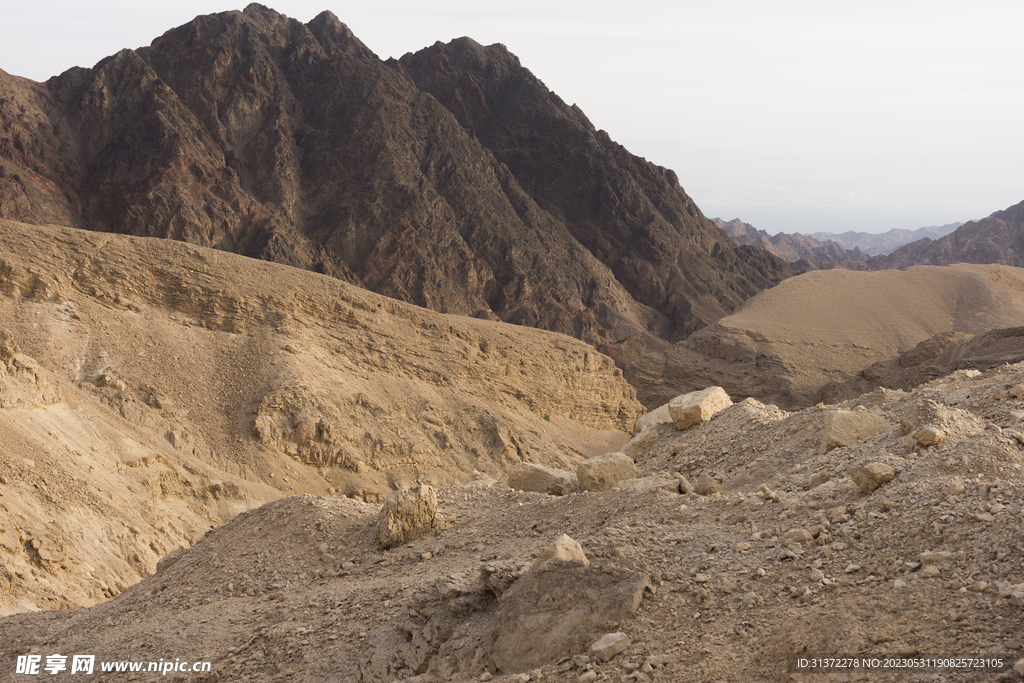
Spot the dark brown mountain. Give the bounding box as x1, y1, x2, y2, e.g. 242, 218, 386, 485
713, 217, 868, 267
0, 5, 793, 365
870, 199, 1024, 269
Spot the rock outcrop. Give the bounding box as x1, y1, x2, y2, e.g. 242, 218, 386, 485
376, 485, 439, 549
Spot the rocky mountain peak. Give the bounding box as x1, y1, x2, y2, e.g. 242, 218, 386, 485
0, 7, 794, 365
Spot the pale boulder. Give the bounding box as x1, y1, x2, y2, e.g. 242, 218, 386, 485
692, 472, 724, 496
508, 462, 579, 496
668, 387, 733, 431
376, 484, 438, 549
532, 534, 587, 567
820, 408, 891, 453
577, 452, 640, 492
848, 462, 896, 494
632, 403, 672, 434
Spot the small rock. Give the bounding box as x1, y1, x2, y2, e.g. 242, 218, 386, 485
783, 528, 814, 546
668, 387, 733, 431
479, 673, 492, 682
578, 671, 598, 683
508, 462, 580, 496
421, 552, 432, 560
742, 591, 760, 608
376, 484, 438, 549
572, 655, 590, 668
577, 452, 640, 492
531, 533, 587, 567
810, 568, 825, 582
510, 674, 530, 683
848, 462, 896, 494
1015, 658, 1024, 677
693, 473, 724, 496
845, 564, 861, 574
915, 426, 946, 447
920, 565, 941, 578
894, 579, 906, 588
821, 408, 890, 453
806, 471, 830, 489
591, 632, 630, 662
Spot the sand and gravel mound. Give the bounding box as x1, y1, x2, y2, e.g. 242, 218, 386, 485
3, 362, 1022, 682
626, 263, 1024, 410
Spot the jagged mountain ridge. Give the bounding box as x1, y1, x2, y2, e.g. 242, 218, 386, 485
713, 217, 868, 267
811, 222, 963, 255
870, 199, 1024, 269
0, 4, 794, 365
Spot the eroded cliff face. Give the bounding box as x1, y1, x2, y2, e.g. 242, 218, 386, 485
0, 5, 793, 367
0, 218, 641, 613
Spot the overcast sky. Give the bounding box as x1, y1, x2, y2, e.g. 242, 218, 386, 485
2, 1, 1021, 235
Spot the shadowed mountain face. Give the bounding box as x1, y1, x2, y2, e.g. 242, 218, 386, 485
0, 4, 793, 365
870, 199, 1024, 269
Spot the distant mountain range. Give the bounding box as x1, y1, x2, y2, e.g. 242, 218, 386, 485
713, 218, 868, 269
869, 200, 1024, 269
0, 4, 793, 367
810, 223, 963, 255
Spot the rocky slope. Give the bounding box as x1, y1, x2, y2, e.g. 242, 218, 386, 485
828, 326, 1024, 402
872, 200, 1024, 269
2, 363, 1022, 681
0, 5, 794, 365
625, 264, 1024, 410
715, 218, 868, 266
0, 219, 641, 615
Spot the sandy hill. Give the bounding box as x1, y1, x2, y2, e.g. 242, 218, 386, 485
0, 219, 640, 615
2, 357, 1022, 681
0, 4, 793, 366
625, 264, 1024, 410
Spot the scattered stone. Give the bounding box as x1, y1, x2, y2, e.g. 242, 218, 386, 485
845, 564, 861, 574
578, 671, 597, 683
510, 674, 530, 683
532, 534, 587, 567
848, 462, 896, 494
915, 425, 946, 447
783, 528, 814, 546
742, 591, 761, 608
920, 565, 941, 578
576, 452, 640, 492
810, 568, 825, 582
693, 473, 724, 496
821, 408, 891, 453
920, 551, 950, 566
668, 387, 733, 431
375, 484, 438, 549
508, 462, 580, 496
591, 632, 631, 662
806, 471, 830, 489
572, 655, 590, 668
613, 476, 681, 494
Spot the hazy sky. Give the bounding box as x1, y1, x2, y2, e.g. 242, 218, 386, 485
2, 1, 1021, 235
